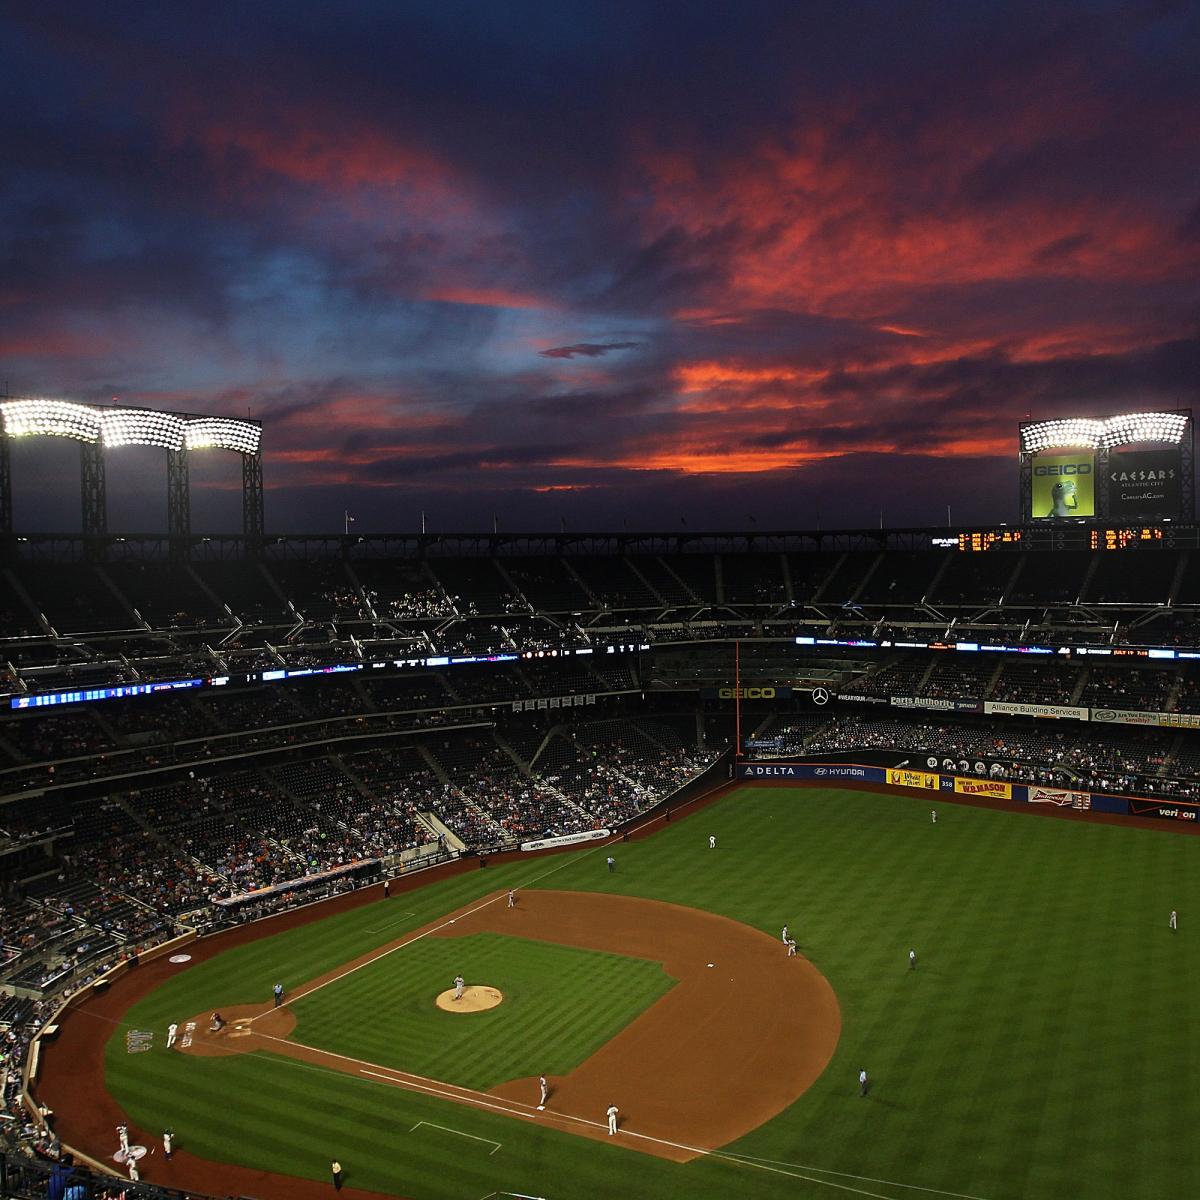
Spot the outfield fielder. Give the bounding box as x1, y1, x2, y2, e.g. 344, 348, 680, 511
454, 974, 465, 1001
931, 810, 937, 824
539, 1075, 549, 1109
859, 1068, 869, 1097
1170, 909, 1178, 931
909, 948, 917, 970
708, 835, 716, 849
607, 1104, 619, 1135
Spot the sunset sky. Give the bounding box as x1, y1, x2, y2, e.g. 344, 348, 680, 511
4, 1, 1199, 533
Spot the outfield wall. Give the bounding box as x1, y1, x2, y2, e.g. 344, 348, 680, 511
736, 761, 1200, 825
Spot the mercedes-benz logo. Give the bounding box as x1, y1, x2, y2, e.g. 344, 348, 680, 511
812, 686, 830, 706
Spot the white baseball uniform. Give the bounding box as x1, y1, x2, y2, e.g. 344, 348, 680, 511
539, 1076, 548, 1107
166, 1022, 178, 1048
454, 975, 465, 1000
607, 1105, 619, 1135
708, 835, 716, 849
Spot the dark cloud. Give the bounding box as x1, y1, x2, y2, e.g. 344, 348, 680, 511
538, 342, 640, 359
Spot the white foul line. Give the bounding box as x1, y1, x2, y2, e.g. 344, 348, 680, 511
410, 1120, 501, 1155
255, 1040, 991, 1200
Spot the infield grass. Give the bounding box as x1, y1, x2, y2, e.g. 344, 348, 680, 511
292, 932, 675, 1087
105, 785, 1200, 1200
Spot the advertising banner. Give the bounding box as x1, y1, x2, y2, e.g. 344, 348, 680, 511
890, 696, 983, 713
1108, 448, 1181, 518
521, 828, 610, 852
953, 777, 1013, 799
985, 700, 1089, 722
1127, 798, 1199, 823
737, 763, 885, 782
886, 768, 940, 790
1090, 707, 1160, 727
1028, 786, 1091, 810
700, 686, 794, 700
1030, 452, 1096, 519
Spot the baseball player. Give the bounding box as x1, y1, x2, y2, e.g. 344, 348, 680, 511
210, 1011, 224, 1031
507, 889, 516, 908
607, 1104, 619, 1135
931, 810, 937, 824
607, 855, 616, 873
166, 1022, 178, 1048
162, 1129, 174, 1161
1170, 909, 1178, 931
708, 835, 716, 849
908, 948, 917, 971
454, 975, 465, 1001
786, 939, 797, 957
332, 1160, 344, 1191
273, 982, 284, 1007
117, 1123, 129, 1153
781, 924, 789, 944
859, 1068, 869, 1097
128, 1160, 140, 1183
538, 1075, 549, 1109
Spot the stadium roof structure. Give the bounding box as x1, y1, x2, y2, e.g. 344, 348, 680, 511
0, 398, 264, 541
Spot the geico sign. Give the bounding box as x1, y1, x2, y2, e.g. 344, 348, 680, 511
718, 687, 776, 699
1034, 463, 1092, 475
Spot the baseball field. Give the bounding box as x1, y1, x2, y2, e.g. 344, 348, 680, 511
39, 783, 1200, 1200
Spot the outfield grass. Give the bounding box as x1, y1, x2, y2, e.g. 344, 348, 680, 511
291, 932, 676, 1087
105, 786, 1200, 1199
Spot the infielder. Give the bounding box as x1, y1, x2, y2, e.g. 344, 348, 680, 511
166, 1022, 178, 1049
454, 974, 465, 1001
538, 1075, 549, 1109
708, 835, 716, 849
781, 924, 789, 944
162, 1129, 173, 1161
507, 889, 516, 908
786, 939, 797, 957
1170, 909, 1178, 931
607, 1104, 619, 1135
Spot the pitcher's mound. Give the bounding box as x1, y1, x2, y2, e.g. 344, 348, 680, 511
436, 985, 503, 1012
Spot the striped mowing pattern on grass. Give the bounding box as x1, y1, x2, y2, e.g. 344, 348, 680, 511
106, 786, 1200, 1200
290, 932, 676, 1089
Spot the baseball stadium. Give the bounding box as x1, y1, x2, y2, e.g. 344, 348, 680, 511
1, 402, 1199, 1200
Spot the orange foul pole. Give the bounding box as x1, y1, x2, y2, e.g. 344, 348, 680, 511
735, 638, 741, 760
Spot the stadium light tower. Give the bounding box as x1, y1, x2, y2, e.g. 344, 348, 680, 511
0, 399, 264, 546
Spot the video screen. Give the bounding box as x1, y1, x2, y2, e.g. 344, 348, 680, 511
1030, 452, 1096, 519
